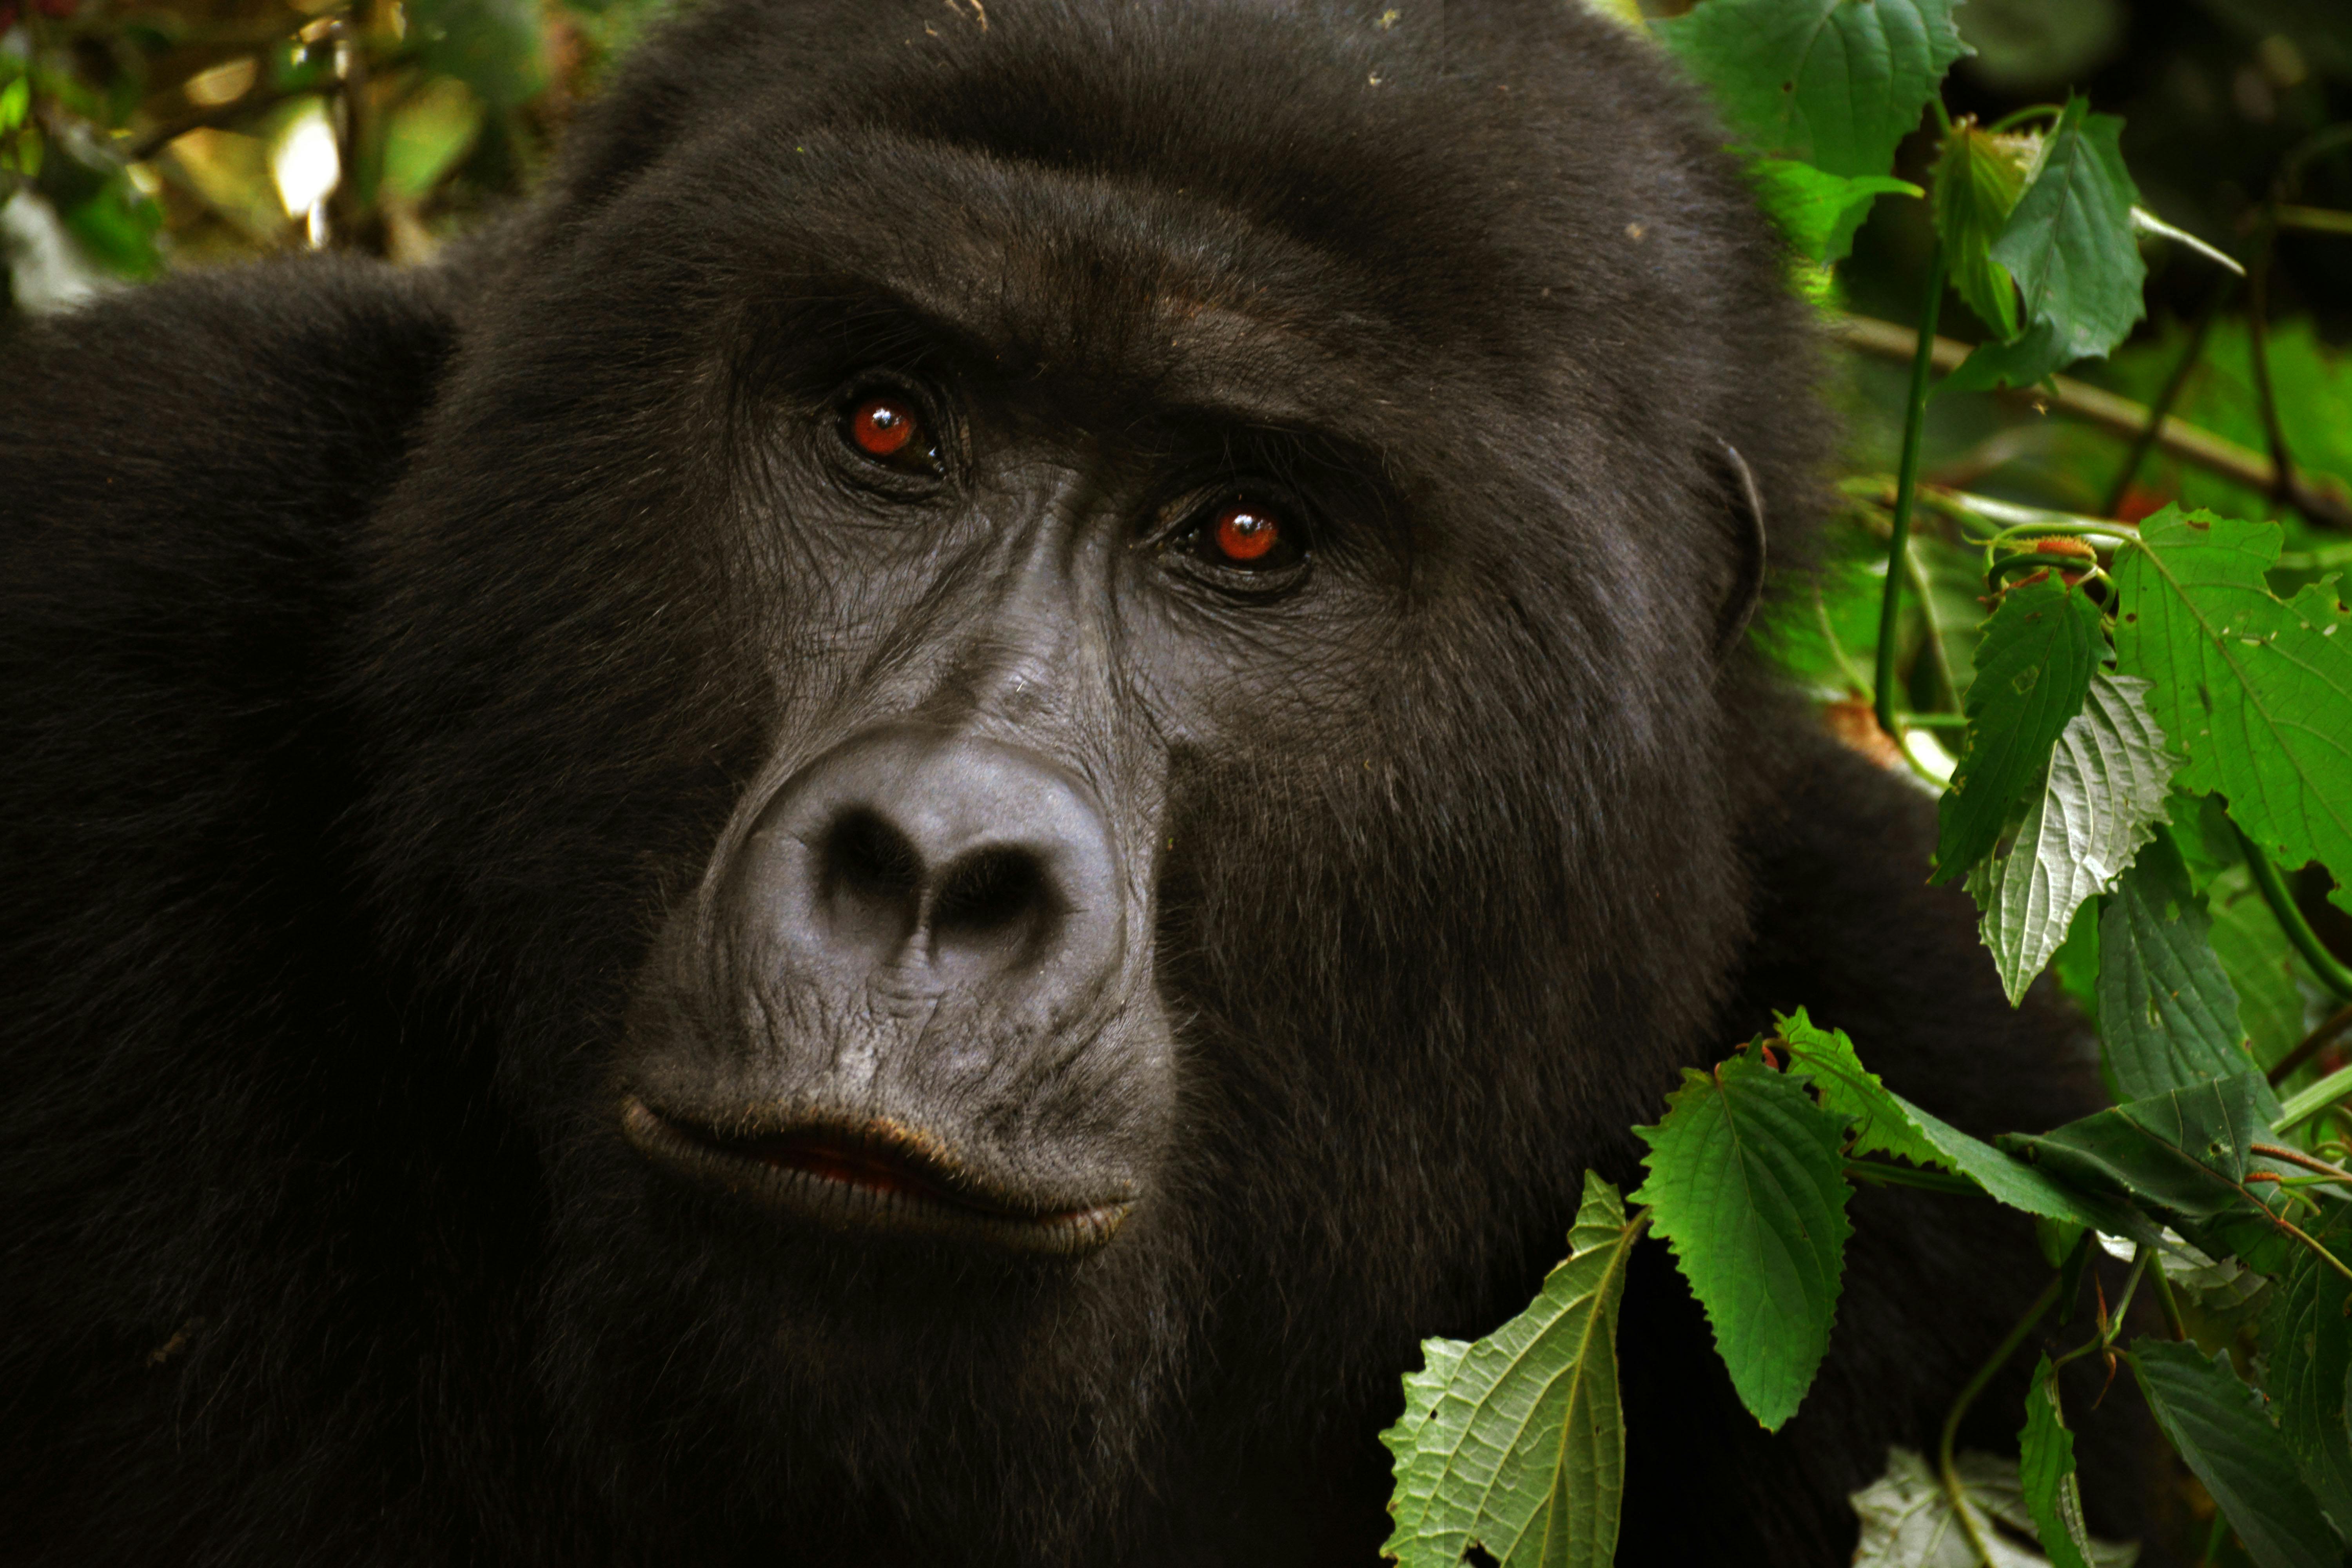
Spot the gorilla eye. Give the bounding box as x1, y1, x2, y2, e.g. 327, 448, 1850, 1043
839, 393, 939, 474
1195, 501, 1304, 575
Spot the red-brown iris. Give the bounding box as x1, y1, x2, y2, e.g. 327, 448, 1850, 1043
848, 396, 919, 459
1210, 503, 1283, 565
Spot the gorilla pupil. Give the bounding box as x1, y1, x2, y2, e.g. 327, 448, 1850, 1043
1211, 504, 1281, 564
849, 397, 917, 460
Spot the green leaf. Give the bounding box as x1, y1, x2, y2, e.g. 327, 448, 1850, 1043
1938, 318, 2071, 398
1933, 577, 2107, 886
1934, 120, 2039, 339
58, 172, 162, 279
2002, 1076, 2292, 1254
1847, 1445, 2136, 1567
2096, 831, 2277, 1115
1748, 158, 1920, 265
383, 76, 486, 201
2020, 1356, 2099, 1568
1987, 98, 2146, 370
1968, 673, 2177, 1004
2129, 1338, 2344, 1568
2205, 864, 2311, 1072
2263, 1201, 2352, 1542
1631, 1053, 1853, 1432
1774, 1010, 2151, 1238
1656, 0, 1970, 180
1381, 1173, 1643, 1568
2051, 898, 2103, 1030
407, 0, 547, 108
2111, 508, 2352, 915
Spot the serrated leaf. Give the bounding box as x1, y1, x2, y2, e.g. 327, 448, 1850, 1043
2002, 1077, 2295, 1255
2263, 1201, 2352, 1542
1773, 1011, 2151, 1238
1969, 673, 2177, 1004
1748, 158, 1920, 264
1935, 121, 2040, 339
1939, 319, 2072, 399
2111, 508, 2352, 916
2096, 830, 2277, 1115
1656, 0, 1970, 180
1631, 1054, 1852, 1432
1987, 98, 2146, 370
1934, 577, 2107, 886
1849, 1446, 2135, 1568
2129, 1338, 2344, 1568
2205, 864, 2311, 1071
2020, 1356, 2100, 1568
1381, 1173, 1642, 1568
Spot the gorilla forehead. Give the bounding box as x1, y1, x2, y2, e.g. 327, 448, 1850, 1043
538, 0, 1756, 445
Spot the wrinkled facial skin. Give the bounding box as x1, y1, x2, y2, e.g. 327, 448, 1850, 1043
612, 313, 1416, 1267
350, 7, 1805, 1561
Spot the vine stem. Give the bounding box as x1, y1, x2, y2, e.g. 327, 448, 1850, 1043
1939, 1271, 2065, 1568
1875, 241, 1950, 744
2232, 822, 2352, 1002
2139, 1244, 2191, 1341
2269, 1003, 2352, 1087
2100, 273, 2234, 518
1830, 316, 2352, 530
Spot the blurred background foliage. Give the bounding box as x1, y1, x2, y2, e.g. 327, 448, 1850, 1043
0, 0, 661, 307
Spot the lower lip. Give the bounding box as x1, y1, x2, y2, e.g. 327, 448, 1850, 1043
617, 1098, 1132, 1259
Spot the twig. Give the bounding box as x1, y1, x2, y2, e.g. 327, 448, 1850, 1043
2251, 1142, 2352, 1183
2276, 1063, 2352, 1135
2275, 204, 2352, 238
2270, 1004, 2352, 1087
2101, 276, 2233, 517
125, 85, 298, 162
1939, 1273, 2065, 1568
2138, 1243, 2191, 1341
1831, 316, 2352, 532
1874, 245, 1949, 744
2243, 211, 2304, 523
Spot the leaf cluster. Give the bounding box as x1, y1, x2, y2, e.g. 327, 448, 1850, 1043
1390, 3, 2352, 1565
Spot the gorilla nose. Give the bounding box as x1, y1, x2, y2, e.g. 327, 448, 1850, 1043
741, 728, 1124, 1008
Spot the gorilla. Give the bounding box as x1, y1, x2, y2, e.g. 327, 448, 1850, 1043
0, 1, 2151, 1563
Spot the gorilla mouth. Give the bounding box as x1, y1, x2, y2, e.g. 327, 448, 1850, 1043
618, 1097, 1132, 1258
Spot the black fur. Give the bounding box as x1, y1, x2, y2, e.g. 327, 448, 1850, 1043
0, 2, 2154, 1563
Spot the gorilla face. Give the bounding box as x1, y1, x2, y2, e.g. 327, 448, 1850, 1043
347, 3, 1811, 1553
608, 177, 1427, 1273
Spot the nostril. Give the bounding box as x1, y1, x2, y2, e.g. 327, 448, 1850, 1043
931, 846, 1057, 956
816, 809, 924, 951
825, 809, 922, 900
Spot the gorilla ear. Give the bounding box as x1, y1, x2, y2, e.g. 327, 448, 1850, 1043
1711, 440, 1769, 662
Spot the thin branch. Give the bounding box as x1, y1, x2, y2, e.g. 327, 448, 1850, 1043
1939, 1273, 2065, 1568
2138, 1244, 2191, 1341
2243, 212, 2303, 523
125, 85, 299, 162
1874, 245, 1949, 743
2250, 1142, 2352, 1183
2275, 204, 2352, 238
2101, 276, 2233, 517
2270, 1004, 2352, 1087
1831, 315, 2352, 532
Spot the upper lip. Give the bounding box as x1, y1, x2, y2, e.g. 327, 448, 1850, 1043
618, 1096, 1134, 1258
